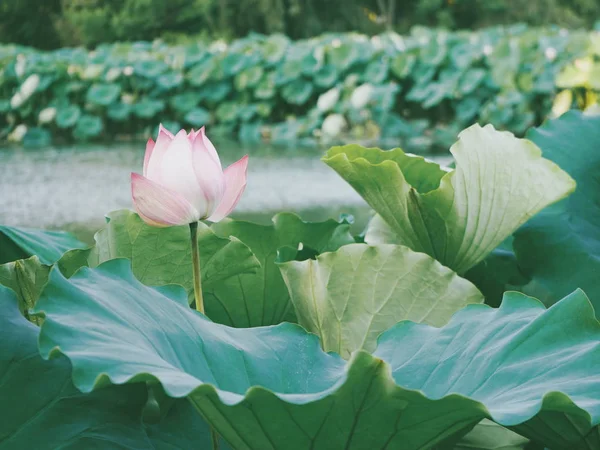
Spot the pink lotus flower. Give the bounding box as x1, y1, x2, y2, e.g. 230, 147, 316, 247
131, 125, 248, 227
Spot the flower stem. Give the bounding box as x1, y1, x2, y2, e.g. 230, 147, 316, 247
189, 222, 219, 447
189, 221, 204, 314
210, 427, 220, 450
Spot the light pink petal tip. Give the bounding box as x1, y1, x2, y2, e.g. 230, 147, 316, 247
131, 173, 199, 227
207, 155, 249, 222
199, 126, 220, 165
143, 138, 155, 177
158, 123, 174, 138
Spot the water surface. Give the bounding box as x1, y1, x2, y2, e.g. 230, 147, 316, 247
0, 141, 450, 240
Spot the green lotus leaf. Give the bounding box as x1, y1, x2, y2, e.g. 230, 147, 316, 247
106, 102, 132, 121
34, 260, 600, 449
324, 124, 576, 274
220, 52, 248, 77
390, 53, 417, 79
261, 34, 289, 64
169, 92, 202, 114
313, 64, 339, 88
363, 58, 389, 84
0, 285, 216, 449
187, 58, 217, 86
132, 98, 165, 119
281, 78, 313, 105
86, 83, 121, 106
235, 66, 264, 91
0, 225, 85, 265
254, 72, 276, 99
58, 210, 260, 315
73, 114, 103, 140
451, 420, 529, 450
238, 104, 259, 122
279, 243, 483, 358
455, 97, 482, 124
278, 57, 304, 83
215, 102, 240, 123
450, 43, 476, 69
209, 213, 354, 327
420, 41, 447, 66
201, 81, 231, 103
0, 256, 48, 324
22, 127, 51, 148
55, 104, 81, 128
464, 239, 529, 308
156, 72, 183, 90
514, 111, 600, 314
327, 41, 358, 71
458, 68, 487, 95
184, 107, 211, 127
133, 59, 169, 78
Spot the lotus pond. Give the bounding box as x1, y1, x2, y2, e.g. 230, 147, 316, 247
1, 111, 600, 450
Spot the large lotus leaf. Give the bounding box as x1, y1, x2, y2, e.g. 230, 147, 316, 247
279, 243, 483, 358
0, 225, 86, 265
0, 285, 215, 449
35, 260, 600, 450
86, 83, 121, 106
59, 210, 260, 312
513, 111, 600, 313
209, 213, 354, 327
451, 420, 529, 450
324, 124, 576, 274
464, 239, 529, 308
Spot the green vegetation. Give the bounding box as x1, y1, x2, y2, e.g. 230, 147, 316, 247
2, 25, 599, 150
2, 112, 600, 448
2, 0, 599, 49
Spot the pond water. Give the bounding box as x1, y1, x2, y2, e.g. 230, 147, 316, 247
0, 140, 451, 242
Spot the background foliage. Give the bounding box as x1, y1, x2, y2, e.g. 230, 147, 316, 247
1, 0, 600, 49
1, 25, 599, 150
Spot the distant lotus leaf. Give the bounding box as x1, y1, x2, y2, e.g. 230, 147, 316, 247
184, 107, 211, 127
86, 83, 121, 106
55, 104, 81, 128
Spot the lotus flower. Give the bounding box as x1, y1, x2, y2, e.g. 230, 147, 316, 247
131, 125, 248, 227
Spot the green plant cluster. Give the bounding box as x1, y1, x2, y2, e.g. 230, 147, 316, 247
2, 25, 599, 150
2, 112, 600, 449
